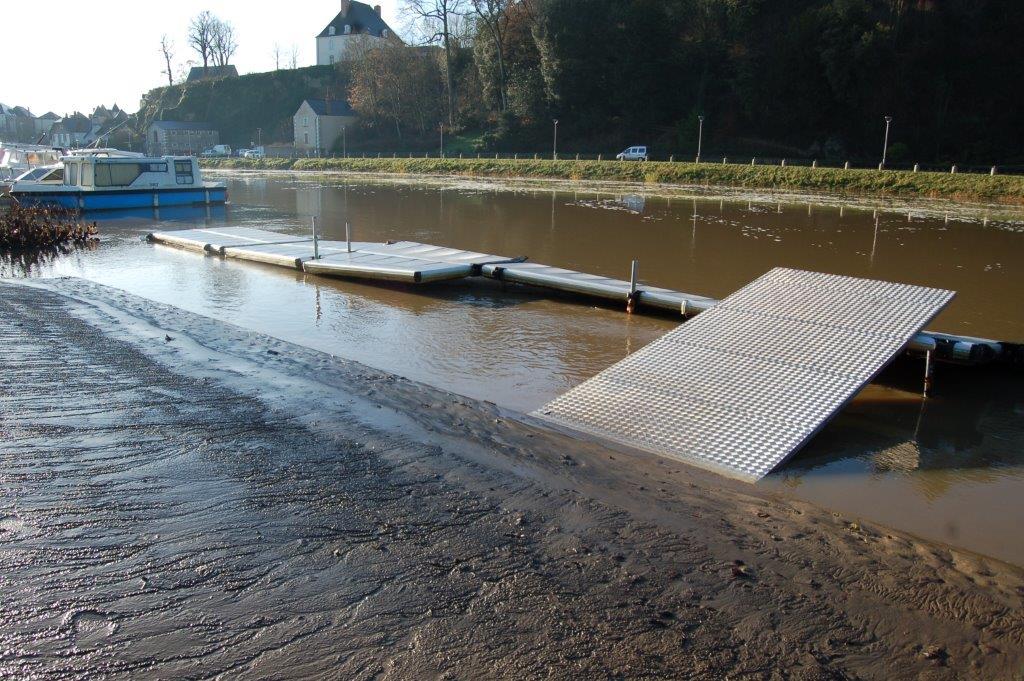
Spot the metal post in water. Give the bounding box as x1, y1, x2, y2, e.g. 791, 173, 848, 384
923, 350, 933, 398
627, 259, 639, 314
312, 216, 320, 260
345, 221, 352, 253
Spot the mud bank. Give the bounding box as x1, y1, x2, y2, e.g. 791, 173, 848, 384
1, 278, 1021, 679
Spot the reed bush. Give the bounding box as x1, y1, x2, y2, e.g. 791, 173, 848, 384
0, 204, 99, 251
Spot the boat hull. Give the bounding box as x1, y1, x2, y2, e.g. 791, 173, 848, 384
11, 186, 227, 211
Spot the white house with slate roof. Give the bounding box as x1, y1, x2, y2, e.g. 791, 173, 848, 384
294, 98, 357, 155
316, 0, 400, 65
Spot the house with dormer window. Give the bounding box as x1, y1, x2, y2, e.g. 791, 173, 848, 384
316, 0, 401, 65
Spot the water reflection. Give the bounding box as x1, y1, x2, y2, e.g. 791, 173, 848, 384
8, 173, 1024, 565
0, 241, 100, 277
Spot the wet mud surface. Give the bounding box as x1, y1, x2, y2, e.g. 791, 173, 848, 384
1, 279, 1022, 679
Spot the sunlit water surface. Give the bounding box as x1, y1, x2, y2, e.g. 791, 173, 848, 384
5, 173, 1023, 565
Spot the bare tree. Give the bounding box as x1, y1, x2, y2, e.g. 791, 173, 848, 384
211, 19, 238, 66
272, 43, 282, 70
159, 34, 175, 87
188, 11, 217, 70
471, 0, 511, 112
289, 44, 299, 69
404, 0, 465, 127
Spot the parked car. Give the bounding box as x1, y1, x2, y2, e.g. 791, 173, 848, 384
243, 148, 265, 159
616, 146, 649, 161
200, 145, 232, 158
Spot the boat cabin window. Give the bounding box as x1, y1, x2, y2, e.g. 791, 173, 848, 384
66, 162, 78, 186
93, 161, 168, 187
81, 162, 94, 187
175, 160, 194, 185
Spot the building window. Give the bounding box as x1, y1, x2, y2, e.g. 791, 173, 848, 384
382, 29, 388, 38
304, 133, 309, 144
329, 26, 336, 36
344, 24, 351, 34
330, 55, 335, 64
303, 116, 309, 127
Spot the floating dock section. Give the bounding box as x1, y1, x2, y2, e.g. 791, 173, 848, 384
147, 226, 1001, 364
147, 227, 513, 283
534, 268, 955, 480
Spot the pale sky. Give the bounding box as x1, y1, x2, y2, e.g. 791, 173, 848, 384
3, 1, 405, 116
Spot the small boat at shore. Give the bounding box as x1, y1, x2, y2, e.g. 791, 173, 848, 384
0, 144, 63, 182
10, 151, 227, 210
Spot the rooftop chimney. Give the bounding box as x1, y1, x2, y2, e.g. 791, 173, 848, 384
340, 0, 352, 16
374, 4, 382, 14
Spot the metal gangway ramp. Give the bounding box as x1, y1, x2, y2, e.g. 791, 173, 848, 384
535, 268, 955, 481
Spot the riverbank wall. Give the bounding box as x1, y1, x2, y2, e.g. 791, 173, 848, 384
201, 157, 1024, 204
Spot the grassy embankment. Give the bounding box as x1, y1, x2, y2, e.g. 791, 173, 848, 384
201, 157, 1024, 204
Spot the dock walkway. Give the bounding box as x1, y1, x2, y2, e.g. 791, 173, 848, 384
147, 226, 1000, 365
534, 268, 954, 480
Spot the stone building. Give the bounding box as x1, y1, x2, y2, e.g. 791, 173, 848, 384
146, 121, 219, 156
293, 99, 357, 155
316, 0, 400, 65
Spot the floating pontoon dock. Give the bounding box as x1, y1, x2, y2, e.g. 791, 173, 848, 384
147, 226, 1003, 364
147, 226, 1019, 480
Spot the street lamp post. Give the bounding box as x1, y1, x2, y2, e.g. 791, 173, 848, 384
342, 125, 347, 158
257, 127, 262, 149
440, 123, 444, 158
880, 116, 892, 169
696, 115, 704, 164
553, 119, 559, 160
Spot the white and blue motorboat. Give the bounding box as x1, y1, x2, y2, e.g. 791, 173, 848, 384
10, 151, 227, 210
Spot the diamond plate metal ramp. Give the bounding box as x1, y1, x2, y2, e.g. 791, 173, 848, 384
534, 268, 955, 481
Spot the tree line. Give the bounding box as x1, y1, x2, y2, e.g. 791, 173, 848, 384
347, 0, 1024, 163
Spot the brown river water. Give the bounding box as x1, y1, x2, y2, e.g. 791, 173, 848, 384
5, 172, 1023, 566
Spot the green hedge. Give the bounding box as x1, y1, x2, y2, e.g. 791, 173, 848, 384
200, 157, 1024, 203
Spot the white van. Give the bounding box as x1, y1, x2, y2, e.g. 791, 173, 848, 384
616, 146, 648, 161
200, 145, 232, 158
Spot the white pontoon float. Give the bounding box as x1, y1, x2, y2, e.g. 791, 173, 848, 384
147, 226, 1008, 365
